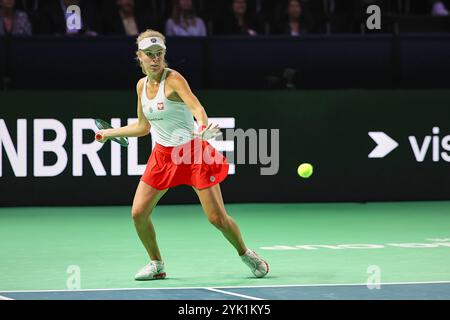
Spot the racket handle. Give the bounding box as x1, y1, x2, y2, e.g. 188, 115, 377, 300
95, 133, 103, 141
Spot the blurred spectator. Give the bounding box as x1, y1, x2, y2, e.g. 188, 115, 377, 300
274, 0, 311, 36
165, 0, 206, 36
431, 0, 449, 15
14, 0, 40, 32
216, 0, 262, 35
0, 0, 32, 35
101, 0, 159, 35
38, 0, 99, 35
407, 0, 449, 15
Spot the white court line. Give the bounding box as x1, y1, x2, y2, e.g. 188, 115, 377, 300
1, 280, 450, 293
205, 288, 264, 300
0, 295, 14, 300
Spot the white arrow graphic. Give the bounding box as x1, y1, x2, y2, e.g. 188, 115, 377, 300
368, 132, 399, 158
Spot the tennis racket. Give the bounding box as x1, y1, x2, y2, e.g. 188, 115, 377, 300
94, 119, 129, 147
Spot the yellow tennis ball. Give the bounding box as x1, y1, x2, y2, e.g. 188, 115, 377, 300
298, 163, 313, 178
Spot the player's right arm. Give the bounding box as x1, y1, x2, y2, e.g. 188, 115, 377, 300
100, 78, 151, 139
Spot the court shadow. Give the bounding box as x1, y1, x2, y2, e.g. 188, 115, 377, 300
243, 275, 278, 280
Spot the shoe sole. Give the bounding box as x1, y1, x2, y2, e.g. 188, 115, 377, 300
153, 272, 166, 279
135, 272, 167, 281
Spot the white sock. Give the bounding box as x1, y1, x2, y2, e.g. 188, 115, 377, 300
152, 260, 164, 266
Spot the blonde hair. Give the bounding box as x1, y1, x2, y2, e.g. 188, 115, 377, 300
135, 29, 168, 75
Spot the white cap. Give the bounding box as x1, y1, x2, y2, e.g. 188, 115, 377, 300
138, 37, 166, 51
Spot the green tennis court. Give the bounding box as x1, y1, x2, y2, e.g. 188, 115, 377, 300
1, 201, 450, 300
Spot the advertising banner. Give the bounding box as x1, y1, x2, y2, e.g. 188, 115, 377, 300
1, 90, 450, 205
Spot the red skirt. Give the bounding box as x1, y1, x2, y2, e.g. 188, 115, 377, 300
141, 138, 229, 190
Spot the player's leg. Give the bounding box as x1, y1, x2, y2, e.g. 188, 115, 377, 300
193, 184, 269, 278
193, 183, 247, 255
132, 181, 167, 260
132, 181, 168, 280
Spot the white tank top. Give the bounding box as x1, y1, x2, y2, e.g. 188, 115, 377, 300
141, 68, 195, 147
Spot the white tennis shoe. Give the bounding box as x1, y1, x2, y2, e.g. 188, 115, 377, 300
241, 249, 269, 278
134, 260, 166, 281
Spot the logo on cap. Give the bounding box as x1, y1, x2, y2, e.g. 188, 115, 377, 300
151, 38, 157, 43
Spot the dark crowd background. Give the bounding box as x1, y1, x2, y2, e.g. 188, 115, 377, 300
1, 1, 449, 90
1, 0, 450, 37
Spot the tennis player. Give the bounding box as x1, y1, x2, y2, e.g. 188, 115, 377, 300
95, 29, 269, 280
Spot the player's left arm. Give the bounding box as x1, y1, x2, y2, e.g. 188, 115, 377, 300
166, 71, 208, 128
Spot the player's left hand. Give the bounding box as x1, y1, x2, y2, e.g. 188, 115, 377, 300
194, 123, 222, 140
